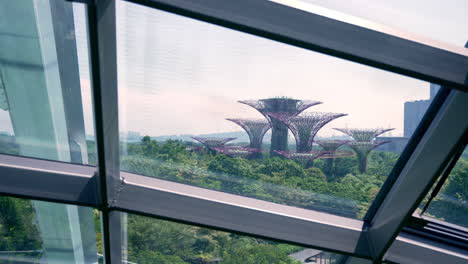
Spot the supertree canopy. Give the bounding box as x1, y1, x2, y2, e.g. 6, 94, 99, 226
333, 128, 394, 142
212, 146, 261, 158
315, 140, 349, 152
238, 97, 322, 155
269, 112, 347, 153
315, 140, 350, 179
275, 150, 329, 168
191, 137, 236, 150
347, 141, 391, 173
226, 118, 271, 149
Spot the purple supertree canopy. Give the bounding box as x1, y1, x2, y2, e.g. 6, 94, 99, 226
315, 140, 350, 152
226, 118, 271, 149
347, 140, 391, 155
269, 112, 347, 153
319, 150, 355, 159
238, 97, 323, 155
333, 128, 394, 142
275, 150, 329, 166
238, 97, 322, 122
212, 146, 261, 158
191, 137, 236, 149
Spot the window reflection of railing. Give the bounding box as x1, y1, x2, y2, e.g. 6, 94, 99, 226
305, 251, 344, 264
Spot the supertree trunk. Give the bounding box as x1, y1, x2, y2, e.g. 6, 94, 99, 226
271, 118, 289, 155
226, 118, 270, 159
346, 141, 391, 174
315, 140, 349, 180
238, 98, 322, 157
324, 158, 335, 177
356, 152, 368, 173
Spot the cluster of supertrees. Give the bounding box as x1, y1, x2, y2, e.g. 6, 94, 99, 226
192, 97, 393, 175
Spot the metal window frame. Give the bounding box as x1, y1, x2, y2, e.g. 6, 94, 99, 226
1, 0, 467, 263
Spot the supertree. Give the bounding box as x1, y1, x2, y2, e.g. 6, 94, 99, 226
275, 150, 329, 168
315, 140, 350, 179
212, 146, 261, 158
346, 141, 391, 173
191, 137, 236, 154
269, 112, 347, 153
238, 97, 322, 156
226, 118, 271, 158
333, 128, 394, 142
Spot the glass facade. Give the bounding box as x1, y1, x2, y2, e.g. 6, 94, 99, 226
0, 0, 95, 165
273, 0, 468, 48
418, 146, 468, 228
0, 196, 101, 264
117, 0, 435, 219
124, 213, 352, 264
0, 0, 465, 263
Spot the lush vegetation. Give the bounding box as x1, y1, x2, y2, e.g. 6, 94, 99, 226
0, 136, 466, 263
121, 137, 400, 219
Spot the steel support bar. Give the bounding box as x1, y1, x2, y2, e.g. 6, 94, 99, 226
126, 0, 468, 91
0, 154, 98, 206
366, 90, 468, 261
385, 232, 468, 264
87, 0, 122, 263
115, 172, 371, 258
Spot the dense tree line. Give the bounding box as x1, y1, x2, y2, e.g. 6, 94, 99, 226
0, 137, 466, 263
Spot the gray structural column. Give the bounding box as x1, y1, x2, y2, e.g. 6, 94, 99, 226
0, 0, 97, 263
87, 0, 124, 263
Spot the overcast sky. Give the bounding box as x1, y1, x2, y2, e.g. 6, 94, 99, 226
1, 0, 466, 139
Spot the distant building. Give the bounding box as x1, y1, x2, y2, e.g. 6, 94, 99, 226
376, 136, 409, 153
403, 84, 440, 138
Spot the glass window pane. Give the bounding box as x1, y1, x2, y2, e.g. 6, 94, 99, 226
0, 196, 102, 263
118, 1, 437, 219
417, 146, 468, 228
0, 0, 96, 165
273, 0, 468, 49
124, 212, 360, 264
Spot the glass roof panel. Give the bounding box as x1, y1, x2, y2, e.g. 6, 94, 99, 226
417, 146, 468, 228
0, 195, 102, 263
272, 0, 468, 50
0, 0, 96, 165
124, 212, 362, 264
117, 0, 438, 219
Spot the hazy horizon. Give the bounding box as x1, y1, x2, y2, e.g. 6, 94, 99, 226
1, 0, 466, 140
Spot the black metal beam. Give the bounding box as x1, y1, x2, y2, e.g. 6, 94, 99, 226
0, 154, 98, 206
366, 90, 468, 262
125, 0, 468, 91
87, 0, 122, 263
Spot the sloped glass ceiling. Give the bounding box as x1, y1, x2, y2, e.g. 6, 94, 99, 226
117, 0, 439, 219
0, 196, 101, 264
418, 146, 468, 228
0, 0, 96, 165
272, 0, 468, 50
123, 212, 364, 264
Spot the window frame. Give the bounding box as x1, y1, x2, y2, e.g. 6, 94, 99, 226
1, 0, 467, 263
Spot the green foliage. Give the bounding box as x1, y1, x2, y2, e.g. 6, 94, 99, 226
425, 157, 468, 228
0, 197, 42, 257
127, 214, 302, 264
0, 137, 422, 263
257, 157, 305, 178
207, 155, 256, 179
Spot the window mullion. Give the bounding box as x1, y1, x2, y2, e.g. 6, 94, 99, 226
87, 0, 122, 263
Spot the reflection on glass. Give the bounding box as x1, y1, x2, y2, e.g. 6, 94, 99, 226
419, 146, 468, 228
0, 196, 101, 263
118, 1, 435, 219
0, 0, 95, 165
125, 213, 350, 264
272, 0, 468, 49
